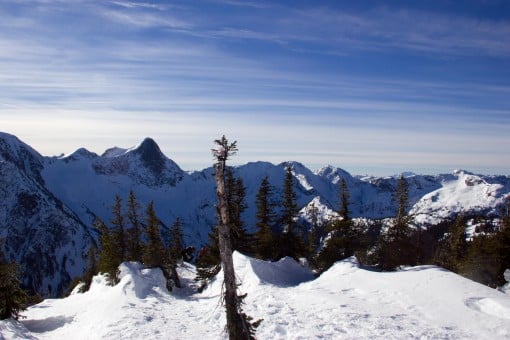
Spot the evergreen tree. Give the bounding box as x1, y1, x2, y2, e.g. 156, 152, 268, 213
502, 196, 510, 230
394, 175, 411, 233
307, 202, 321, 261
372, 175, 415, 270
281, 166, 298, 229
126, 190, 143, 262
78, 247, 98, 293
277, 165, 305, 260
226, 169, 252, 254
335, 178, 358, 257
460, 234, 501, 287
194, 233, 221, 290
165, 218, 184, 289
434, 214, 467, 272
0, 239, 28, 320
142, 201, 166, 269
461, 197, 510, 287
96, 217, 121, 285
339, 178, 350, 220
197, 170, 253, 288
169, 218, 184, 263
316, 179, 361, 272
498, 196, 510, 277
254, 176, 276, 260
111, 195, 126, 262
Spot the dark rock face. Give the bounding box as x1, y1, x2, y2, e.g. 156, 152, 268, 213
91, 137, 184, 186
0, 135, 94, 297
0, 133, 45, 185
135, 137, 165, 175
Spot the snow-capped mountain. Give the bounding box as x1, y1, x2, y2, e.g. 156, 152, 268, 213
0, 133, 94, 296
0, 132, 509, 296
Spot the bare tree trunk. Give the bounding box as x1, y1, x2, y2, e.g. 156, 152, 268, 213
170, 265, 182, 289
211, 136, 255, 339
215, 156, 250, 340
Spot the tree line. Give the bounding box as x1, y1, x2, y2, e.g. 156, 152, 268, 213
196, 170, 510, 290
74, 191, 186, 292
195, 165, 310, 287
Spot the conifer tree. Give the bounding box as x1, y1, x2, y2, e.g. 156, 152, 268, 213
277, 165, 305, 259
111, 195, 126, 262
254, 176, 276, 260
0, 239, 28, 320
96, 217, 121, 285
339, 178, 350, 220
394, 175, 411, 234
498, 196, 510, 277
169, 218, 184, 263
212, 135, 259, 340
372, 175, 414, 270
195, 229, 221, 290
226, 169, 251, 254
282, 166, 298, 230
502, 196, 510, 230
307, 202, 321, 263
126, 190, 143, 262
434, 214, 467, 272
461, 197, 510, 287
142, 201, 166, 269
460, 234, 500, 287
336, 178, 358, 257
78, 247, 98, 293
316, 179, 361, 272
168, 218, 184, 288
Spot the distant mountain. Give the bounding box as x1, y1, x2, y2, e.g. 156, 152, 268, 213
0, 133, 94, 296
0, 132, 509, 296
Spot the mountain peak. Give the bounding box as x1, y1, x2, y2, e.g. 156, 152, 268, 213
64, 148, 98, 160
134, 137, 161, 155
0, 131, 44, 183
132, 137, 166, 174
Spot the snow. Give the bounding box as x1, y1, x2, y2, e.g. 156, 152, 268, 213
298, 196, 338, 227
411, 170, 508, 225
3, 252, 510, 339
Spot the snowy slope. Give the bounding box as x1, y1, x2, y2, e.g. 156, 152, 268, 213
411, 170, 510, 224
2, 253, 510, 339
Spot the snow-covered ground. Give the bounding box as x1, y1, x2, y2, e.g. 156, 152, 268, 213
2, 253, 510, 339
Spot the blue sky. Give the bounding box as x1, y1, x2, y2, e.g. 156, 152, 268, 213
1, 0, 509, 175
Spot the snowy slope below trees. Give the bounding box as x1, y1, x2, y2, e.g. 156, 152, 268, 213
2, 252, 510, 339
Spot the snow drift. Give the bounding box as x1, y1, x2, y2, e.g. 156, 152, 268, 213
2, 252, 510, 339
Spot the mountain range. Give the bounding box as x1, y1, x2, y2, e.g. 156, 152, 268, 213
1, 131, 509, 296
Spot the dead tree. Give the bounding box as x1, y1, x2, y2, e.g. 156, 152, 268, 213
212, 136, 258, 340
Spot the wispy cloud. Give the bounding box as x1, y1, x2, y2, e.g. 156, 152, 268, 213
1, 0, 508, 175
109, 1, 170, 11
100, 7, 192, 29
210, 0, 273, 9
227, 5, 510, 57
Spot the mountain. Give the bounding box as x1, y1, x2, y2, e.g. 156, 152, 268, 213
0, 132, 509, 296
0, 133, 94, 296
1, 253, 510, 339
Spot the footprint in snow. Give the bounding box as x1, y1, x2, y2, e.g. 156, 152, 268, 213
465, 297, 510, 320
